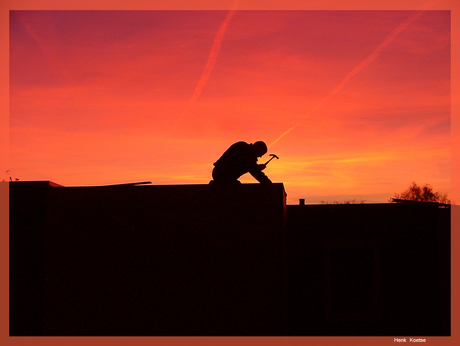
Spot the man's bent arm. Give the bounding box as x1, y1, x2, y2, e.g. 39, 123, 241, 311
250, 169, 272, 184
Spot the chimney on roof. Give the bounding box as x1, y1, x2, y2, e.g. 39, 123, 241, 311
299, 199, 305, 205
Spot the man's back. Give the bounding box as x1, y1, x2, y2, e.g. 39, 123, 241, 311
212, 141, 272, 184
214, 142, 255, 170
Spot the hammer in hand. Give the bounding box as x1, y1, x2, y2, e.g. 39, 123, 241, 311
264, 153, 279, 166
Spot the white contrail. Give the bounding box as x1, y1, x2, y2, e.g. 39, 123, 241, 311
269, 9, 428, 148
14, 12, 70, 81
179, 1, 239, 118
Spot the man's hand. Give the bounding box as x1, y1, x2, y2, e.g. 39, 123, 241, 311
258, 164, 267, 171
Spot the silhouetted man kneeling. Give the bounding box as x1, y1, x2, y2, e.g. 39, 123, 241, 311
210, 141, 272, 184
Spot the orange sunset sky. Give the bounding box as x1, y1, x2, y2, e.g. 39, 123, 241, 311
9, 10, 451, 204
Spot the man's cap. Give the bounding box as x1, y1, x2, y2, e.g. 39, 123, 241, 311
253, 141, 268, 155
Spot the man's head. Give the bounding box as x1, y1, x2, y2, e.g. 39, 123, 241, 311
253, 141, 268, 158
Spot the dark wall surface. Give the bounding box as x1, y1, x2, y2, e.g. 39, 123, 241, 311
9, 181, 450, 336
10, 182, 286, 336
286, 203, 450, 336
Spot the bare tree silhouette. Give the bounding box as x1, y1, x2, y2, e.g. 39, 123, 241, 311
390, 182, 450, 204
320, 199, 366, 204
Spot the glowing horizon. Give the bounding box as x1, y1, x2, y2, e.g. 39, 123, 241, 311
9, 10, 451, 204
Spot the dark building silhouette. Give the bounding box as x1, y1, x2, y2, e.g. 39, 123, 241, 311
9, 181, 450, 336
